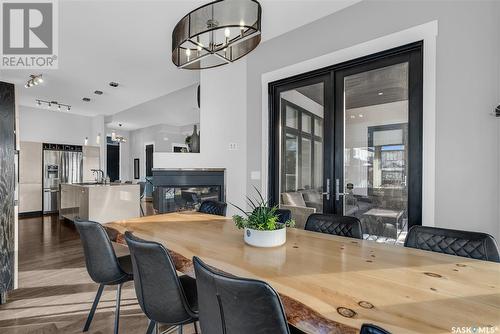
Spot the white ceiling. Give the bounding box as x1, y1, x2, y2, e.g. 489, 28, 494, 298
107, 83, 199, 131
0, 0, 360, 119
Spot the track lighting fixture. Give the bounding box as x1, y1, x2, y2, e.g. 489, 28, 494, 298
36, 99, 71, 112
25, 74, 44, 88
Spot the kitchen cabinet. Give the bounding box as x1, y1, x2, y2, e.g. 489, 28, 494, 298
19, 141, 42, 213
60, 183, 139, 223
19, 184, 42, 213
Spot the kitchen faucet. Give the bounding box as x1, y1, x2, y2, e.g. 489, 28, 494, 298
91, 169, 105, 184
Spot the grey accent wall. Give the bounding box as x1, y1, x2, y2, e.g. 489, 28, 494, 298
246, 1, 500, 238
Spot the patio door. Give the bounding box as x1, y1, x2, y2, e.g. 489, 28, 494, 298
334, 44, 423, 242
269, 74, 332, 228
269, 42, 423, 240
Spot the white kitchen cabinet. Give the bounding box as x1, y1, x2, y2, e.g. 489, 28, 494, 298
19, 183, 42, 213
19, 141, 42, 184
19, 141, 43, 213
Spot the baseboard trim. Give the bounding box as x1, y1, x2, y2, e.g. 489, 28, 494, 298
19, 211, 43, 218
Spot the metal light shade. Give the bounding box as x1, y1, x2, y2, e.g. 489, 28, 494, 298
172, 0, 262, 69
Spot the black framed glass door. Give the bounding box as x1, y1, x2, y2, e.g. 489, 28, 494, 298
334, 45, 423, 242
269, 42, 423, 241
268, 74, 332, 229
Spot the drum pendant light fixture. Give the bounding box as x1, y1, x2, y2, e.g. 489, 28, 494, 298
172, 0, 262, 70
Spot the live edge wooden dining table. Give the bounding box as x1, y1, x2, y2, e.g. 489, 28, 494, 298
106, 212, 500, 334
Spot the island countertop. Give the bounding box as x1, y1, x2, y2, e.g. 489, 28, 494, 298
60, 183, 140, 223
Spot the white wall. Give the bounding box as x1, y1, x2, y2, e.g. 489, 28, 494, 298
154, 60, 247, 216
91, 115, 106, 171
128, 123, 199, 180
19, 106, 93, 145
243, 0, 500, 239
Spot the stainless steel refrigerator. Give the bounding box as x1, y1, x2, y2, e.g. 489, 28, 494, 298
43, 147, 82, 214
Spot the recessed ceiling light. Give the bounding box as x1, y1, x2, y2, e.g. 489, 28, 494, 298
94, 90, 103, 95
109, 82, 119, 88
378, 92, 384, 96
359, 114, 364, 118
82, 97, 91, 102
350, 115, 355, 119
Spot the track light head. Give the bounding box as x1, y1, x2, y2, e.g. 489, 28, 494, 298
25, 74, 43, 88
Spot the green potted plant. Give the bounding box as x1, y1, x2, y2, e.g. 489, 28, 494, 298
232, 188, 294, 247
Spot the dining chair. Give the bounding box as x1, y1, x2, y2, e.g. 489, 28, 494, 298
124, 232, 199, 334
304, 213, 363, 239
198, 200, 227, 216
192, 256, 292, 334
404, 225, 500, 262
74, 220, 133, 334
276, 208, 292, 224
360, 323, 392, 334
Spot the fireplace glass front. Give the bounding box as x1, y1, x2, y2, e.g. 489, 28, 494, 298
155, 186, 221, 213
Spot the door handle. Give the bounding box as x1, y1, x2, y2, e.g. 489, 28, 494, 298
322, 178, 330, 200
335, 179, 348, 201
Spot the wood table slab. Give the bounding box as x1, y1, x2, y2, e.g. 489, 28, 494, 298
106, 212, 500, 334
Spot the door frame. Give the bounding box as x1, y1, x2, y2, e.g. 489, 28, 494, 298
268, 41, 423, 227
144, 142, 155, 179
106, 138, 120, 182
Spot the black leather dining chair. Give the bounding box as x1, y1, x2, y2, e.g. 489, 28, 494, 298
74, 220, 133, 334
198, 200, 227, 216
193, 256, 292, 334
360, 323, 392, 334
276, 208, 292, 224
124, 232, 199, 334
305, 213, 363, 239
404, 225, 500, 262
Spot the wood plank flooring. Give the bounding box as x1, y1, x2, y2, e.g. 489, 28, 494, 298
0, 209, 196, 334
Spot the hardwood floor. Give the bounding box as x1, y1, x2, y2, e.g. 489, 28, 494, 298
0, 210, 196, 334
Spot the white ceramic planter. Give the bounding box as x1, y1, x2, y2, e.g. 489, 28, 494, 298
244, 227, 286, 247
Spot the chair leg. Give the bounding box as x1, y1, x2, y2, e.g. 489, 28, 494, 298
146, 320, 156, 334
140, 203, 145, 216
163, 325, 178, 334
114, 283, 123, 334
177, 324, 183, 334
83, 284, 105, 332
193, 321, 199, 334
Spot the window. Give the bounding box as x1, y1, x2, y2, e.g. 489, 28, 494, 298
281, 100, 323, 192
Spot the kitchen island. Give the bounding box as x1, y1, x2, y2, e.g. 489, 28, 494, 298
60, 183, 140, 223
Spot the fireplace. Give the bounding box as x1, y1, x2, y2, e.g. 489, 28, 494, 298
152, 169, 225, 213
